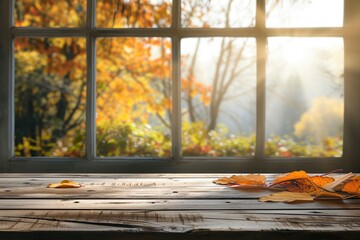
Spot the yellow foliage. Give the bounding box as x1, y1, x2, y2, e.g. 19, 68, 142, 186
294, 97, 344, 141
16, 50, 47, 73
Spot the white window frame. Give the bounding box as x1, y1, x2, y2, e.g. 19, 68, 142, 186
1, 0, 360, 173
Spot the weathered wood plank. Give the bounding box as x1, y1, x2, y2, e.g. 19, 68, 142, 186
1, 173, 360, 239
0, 174, 356, 199
1, 232, 359, 240
0, 176, 274, 199
0, 185, 273, 199
0, 173, 251, 178
1, 209, 360, 233
0, 175, 279, 188
1, 199, 359, 210
0, 177, 247, 189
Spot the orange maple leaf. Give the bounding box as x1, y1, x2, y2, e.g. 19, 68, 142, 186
284, 178, 317, 193
285, 176, 335, 194
341, 176, 360, 195
310, 176, 334, 187
271, 170, 309, 186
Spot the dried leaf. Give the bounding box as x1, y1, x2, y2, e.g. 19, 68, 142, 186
213, 177, 234, 185
323, 173, 354, 192
341, 176, 360, 194
47, 179, 82, 188
309, 176, 334, 187
285, 178, 318, 193
259, 191, 314, 203
213, 174, 266, 186
271, 170, 309, 186
314, 191, 344, 200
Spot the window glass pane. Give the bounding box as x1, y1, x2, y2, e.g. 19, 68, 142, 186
96, 37, 172, 157
266, 0, 344, 28
181, 38, 256, 157
15, 0, 87, 27
15, 38, 86, 157
266, 37, 344, 157
181, 0, 256, 28
97, 0, 172, 28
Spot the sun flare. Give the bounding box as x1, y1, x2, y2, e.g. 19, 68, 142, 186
281, 43, 307, 65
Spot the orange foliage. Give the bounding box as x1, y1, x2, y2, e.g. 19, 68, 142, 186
14, 0, 250, 157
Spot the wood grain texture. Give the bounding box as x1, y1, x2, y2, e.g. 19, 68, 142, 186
1, 199, 359, 210
0, 173, 360, 239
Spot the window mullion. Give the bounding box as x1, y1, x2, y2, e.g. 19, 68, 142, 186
343, 0, 360, 171
255, 0, 266, 162
0, 0, 14, 172
171, 0, 181, 162
86, 0, 96, 160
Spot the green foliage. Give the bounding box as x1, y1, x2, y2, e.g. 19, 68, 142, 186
265, 135, 343, 157
181, 122, 342, 157
182, 122, 255, 157
96, 123, 171, 157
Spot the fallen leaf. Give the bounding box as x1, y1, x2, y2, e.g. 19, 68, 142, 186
285, 176, 335, 193
271, 170, 309, 186
213, 174, 266, 186
310, 176, 334, 187
285, 178, 317, 193
213, 177, 234, 185
47, 179, 82, 188
314, 191, 344, 200
323, 173, 354, 192
259, 191, 314, 203
341, 176, 360, 194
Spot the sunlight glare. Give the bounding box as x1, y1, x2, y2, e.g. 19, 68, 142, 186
281, 42, 306, 65
266, 0, 343, 27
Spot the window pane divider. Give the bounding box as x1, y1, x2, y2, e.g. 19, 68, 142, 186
17, 27, 337, 38
11, 28, 88, 37
255, 0, 266, 163
171, 0, 181, 162
266, 28, 344, 37
86, 0, 96, 161
11, 27, 344, 38
0, 0, 13, 172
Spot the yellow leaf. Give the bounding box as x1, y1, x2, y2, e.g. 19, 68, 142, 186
213, 174, 266, 186
259, 191, 314, 203
314, 191, 344, 200
47, 179, 82, 188
213, 177, 234, 185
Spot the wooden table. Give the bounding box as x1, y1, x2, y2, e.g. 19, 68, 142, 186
1, 173, 360, 240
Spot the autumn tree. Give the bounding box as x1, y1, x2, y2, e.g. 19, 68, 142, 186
14, 0, 175, 157
14, 0, 343, 158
